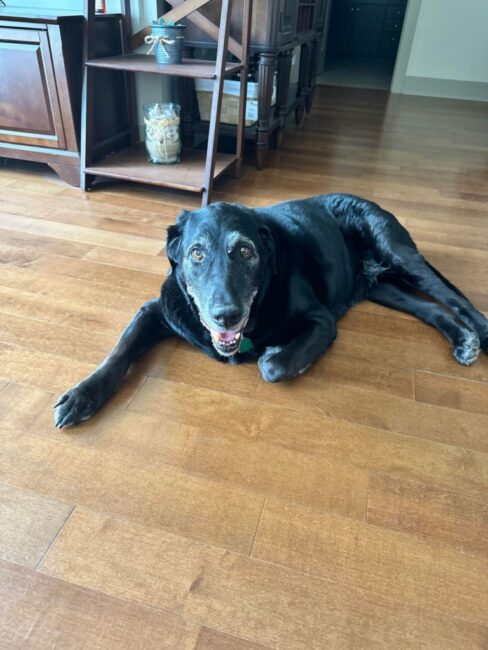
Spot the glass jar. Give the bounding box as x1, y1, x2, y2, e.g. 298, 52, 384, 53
143, 103, 181, 164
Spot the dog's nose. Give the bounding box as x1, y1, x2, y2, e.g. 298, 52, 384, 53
211, 305, 242, 329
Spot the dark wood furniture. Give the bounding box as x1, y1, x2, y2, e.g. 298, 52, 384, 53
81, 0, 252, 206
328, 0, 407, 62
0, 10, 129, 186
170, 0, 329, 169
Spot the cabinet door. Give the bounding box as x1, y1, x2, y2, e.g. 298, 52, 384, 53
0, 27, 65, 149
350, 4, 385, 57
327, 2, 355, 57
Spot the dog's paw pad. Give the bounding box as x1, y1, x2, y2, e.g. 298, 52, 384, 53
453, 330, 480, 366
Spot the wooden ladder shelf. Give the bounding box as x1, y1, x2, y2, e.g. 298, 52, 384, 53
81, 0, 252, 206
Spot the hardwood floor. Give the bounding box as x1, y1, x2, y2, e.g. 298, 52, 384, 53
0, 85, 487, 649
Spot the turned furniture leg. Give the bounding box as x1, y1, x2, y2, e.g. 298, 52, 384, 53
272, 48, 292, 149
256, 51, 276, 170
277, 48, 293, 120
306, 38, 320, 114
296, 42, 311, 125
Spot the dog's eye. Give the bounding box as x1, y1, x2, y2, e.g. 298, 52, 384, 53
239, 245, 252, 259
191, 247, 204, 262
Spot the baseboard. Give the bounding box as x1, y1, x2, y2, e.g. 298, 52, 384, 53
401, 76, 488, 101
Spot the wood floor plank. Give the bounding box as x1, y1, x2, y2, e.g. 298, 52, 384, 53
0, 312, 114, 364
0, 227, 92, 260
285, 349, 415, 399
31, 403, 368, 520
0, 212, 162, 255
38, 508, 488, 650
0, 382, 53, 432
196, 628, 274, 650
415, 371, 488, 416
27, 254, 163, 294
126, 377, 488, 498
0, 264, 155, 313
0, 429, 263, 553
44, 206, 169, 240
1, 182, 178, 221
367, 473, 488, 558
0, 343, 96, 393
252, 372, 488, 453
336, 316, 488, 384
84, 245, 169, 274
0, 484, 72, 567
0, 560, 200, 649
0, 285, 132, 333
139, 338, 262, 398
251, 499, 488, 625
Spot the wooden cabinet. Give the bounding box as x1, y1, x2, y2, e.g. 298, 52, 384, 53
0, 27, 67, 149
328, 0, 406, 61
0, 10, 129, 186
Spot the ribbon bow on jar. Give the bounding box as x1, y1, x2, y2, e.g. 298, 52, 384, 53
145, 34, 184, 58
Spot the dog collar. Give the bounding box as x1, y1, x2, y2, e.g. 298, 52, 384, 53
239, 336, 254, 353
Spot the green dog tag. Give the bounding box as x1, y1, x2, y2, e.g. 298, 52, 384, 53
239, 336, 254, 353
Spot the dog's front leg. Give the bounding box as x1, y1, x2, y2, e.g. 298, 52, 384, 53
258, 308, 337, 383
54, 299, 172, 428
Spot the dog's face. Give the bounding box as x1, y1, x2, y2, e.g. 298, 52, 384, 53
167, 203, 275, 356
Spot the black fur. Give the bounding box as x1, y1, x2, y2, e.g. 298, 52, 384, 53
54, 193, 488, 427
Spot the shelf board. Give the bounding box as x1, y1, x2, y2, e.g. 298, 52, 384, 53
85, 144, 236, 192
86, 54, 242, 79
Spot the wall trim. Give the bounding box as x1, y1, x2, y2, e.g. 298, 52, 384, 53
402, 76, 488, 101
390, 0, 422, 93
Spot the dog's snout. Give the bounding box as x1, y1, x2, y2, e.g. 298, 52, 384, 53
211, 305, 242, 329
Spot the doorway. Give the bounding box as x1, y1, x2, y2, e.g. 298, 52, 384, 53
318, 0, 408, 90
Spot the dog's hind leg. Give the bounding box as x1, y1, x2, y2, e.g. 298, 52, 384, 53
369, 282, 480, 365
347, 198, 488, 353
54, 299, 172, 428
390, 252, 488, 353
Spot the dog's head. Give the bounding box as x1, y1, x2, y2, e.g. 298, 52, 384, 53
166, 202, 276, 356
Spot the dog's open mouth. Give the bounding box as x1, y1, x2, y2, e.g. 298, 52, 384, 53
210, 329, 242, 356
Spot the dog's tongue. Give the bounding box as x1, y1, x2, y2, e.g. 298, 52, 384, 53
212, 329, 239, 342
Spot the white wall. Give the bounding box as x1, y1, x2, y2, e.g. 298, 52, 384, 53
405, 0, 488, 83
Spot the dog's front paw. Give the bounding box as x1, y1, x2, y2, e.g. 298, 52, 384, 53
258, 346, 289, 383
53, 380, 100, 429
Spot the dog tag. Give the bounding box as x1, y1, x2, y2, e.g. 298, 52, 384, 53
239, 336, 253, 353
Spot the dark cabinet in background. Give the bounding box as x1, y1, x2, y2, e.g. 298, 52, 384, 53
328, 0, 406, 61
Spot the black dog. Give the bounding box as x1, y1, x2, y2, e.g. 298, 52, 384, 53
54, 194, 488, 428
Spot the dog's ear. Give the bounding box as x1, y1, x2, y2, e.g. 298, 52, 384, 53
166, 211, 189, 269
258, 225, 277, 274
166, 223, 182, 269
